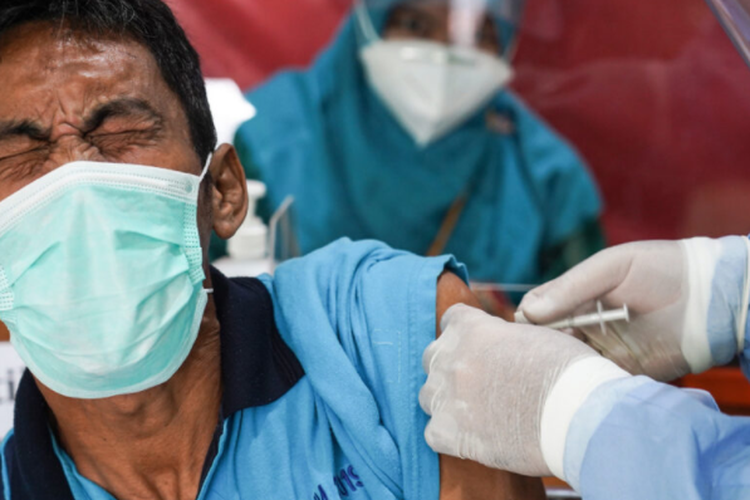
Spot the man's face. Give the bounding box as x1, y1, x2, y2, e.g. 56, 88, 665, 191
0, 22, 202, 202
383, 4, 501, 54
0, 22, 247, 394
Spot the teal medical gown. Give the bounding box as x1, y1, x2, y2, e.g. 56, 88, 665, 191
232, 14, 604, 287
562, 236, 750, 499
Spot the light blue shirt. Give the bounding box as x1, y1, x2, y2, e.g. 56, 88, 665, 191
16, 240, 464, 499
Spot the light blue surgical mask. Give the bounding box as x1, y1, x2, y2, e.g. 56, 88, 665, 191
0, 157, 213, 399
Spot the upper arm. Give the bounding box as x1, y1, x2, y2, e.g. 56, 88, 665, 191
439, 456, 546, 500
0, 323, 8, 342
435, 273, 547, 500
435, 272, 482, 337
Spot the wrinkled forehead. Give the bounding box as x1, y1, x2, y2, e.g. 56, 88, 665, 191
1, 22, 143, 82
0, 22, 185, 129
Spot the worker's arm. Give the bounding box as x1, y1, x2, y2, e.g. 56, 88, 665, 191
423, 297, 750, 499
0, 322, 8, 342
435, 272, 547, 500
564, 375, 750, 499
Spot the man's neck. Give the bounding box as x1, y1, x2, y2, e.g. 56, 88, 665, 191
38, 299, 223, 500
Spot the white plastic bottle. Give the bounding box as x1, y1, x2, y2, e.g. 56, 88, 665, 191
214, 180, 273, 277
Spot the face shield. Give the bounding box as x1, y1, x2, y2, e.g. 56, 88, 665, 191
355, 0, 525, 60
707, 0, 750, 68
354, 0, 525, 146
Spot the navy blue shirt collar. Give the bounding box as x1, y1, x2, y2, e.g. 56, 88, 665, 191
4, 268, 303, 500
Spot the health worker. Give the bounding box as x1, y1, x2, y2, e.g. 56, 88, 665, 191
232, 0, 604, 289
419, 3, 750, 496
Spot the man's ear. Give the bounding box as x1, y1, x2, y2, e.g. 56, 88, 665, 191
210, 144, 249, 240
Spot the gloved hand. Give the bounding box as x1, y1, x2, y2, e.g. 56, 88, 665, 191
420, 303, 627, 478
517, 237, 750, 382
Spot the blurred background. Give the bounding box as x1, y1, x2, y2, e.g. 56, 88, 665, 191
172, 0, 750, 245
164, 0, 750, 416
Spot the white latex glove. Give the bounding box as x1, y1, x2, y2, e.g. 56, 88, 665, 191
517, 237, 750, 382
420, 304, 627, 478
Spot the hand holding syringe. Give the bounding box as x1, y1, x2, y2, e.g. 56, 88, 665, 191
471, 283, 631, 333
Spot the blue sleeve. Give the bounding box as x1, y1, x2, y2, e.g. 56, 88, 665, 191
565, 377, 750, 500
1, 432, 11, 500
265, 238, 467, 500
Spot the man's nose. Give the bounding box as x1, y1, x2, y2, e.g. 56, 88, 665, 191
48, 137, 104, 169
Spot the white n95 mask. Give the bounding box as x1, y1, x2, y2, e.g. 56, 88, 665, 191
0, 158, 212, 399
360, 39, 514, 146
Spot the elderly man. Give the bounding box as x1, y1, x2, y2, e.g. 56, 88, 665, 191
0, 1, 544, 499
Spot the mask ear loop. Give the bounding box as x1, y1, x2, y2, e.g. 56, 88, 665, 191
197, 154, 214, 294
199, 153, 213, 183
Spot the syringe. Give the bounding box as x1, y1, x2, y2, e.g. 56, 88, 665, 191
471, 283, 538, 293
517, 302, 630, 334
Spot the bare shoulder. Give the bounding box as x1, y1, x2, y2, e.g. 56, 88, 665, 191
435, 271, 482, 336
435, 271, 547, 500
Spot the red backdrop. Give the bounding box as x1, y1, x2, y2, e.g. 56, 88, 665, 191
169, 0, 750, 245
